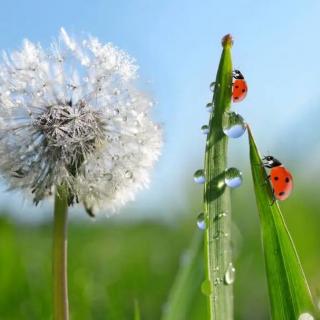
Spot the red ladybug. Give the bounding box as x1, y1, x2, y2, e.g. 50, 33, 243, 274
232, 70, 248, 102
262, 156, 293, 202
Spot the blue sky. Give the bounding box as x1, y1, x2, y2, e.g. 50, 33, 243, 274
1, 0, 320, 219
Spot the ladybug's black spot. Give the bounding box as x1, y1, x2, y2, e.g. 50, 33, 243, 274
274, 176, 279, 181
234, 97, 239, 100
235, 85, 239, 89
279, 191, 285, 196
242, 89, 246, 93
285, 177, 290, 183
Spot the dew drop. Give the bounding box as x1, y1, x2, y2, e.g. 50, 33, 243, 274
224, 263, 236, 285
298, 313, 314, 320
112, 154, 120, 161
224, 168, 243, 188
103, 173, 113, 181
193, 169, 206, 184
217, 212, 228, 219
125, 170, 133, 179
201, 279, 213, 296
214, 277, 222, 286
196, 212, 206, 230
36, 90, 43, 97
201, 125, 209, 135
209, 81, 216, 92
222, 112, 246, 138
206, 102, 214, 113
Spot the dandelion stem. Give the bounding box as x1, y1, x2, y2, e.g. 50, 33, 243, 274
203, 34, 233, 319
53, 186, 69, 320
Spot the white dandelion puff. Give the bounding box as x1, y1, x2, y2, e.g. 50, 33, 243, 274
0, 28, 162, 216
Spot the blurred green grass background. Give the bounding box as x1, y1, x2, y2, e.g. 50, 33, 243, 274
0, 175, 319, 320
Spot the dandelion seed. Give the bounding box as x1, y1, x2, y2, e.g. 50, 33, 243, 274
0, 28, 162, 216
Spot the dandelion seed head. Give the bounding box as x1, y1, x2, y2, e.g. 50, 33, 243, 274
0, 28, 162, 215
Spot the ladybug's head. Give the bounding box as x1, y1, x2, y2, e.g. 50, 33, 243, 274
262, 156, 282, 168
233, 69, 244, 80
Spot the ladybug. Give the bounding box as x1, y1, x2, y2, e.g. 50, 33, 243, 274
262, 156, 293, 202
232, 70, 248, 102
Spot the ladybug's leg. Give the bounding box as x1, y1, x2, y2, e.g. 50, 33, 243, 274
270, 188, 276, 206
262, 174, 271, 186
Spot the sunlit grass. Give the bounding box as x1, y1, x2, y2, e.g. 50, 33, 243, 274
0, 180, 319, 319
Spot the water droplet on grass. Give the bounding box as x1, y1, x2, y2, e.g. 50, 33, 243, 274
201, 124, 209, 134
210, 82, 219, 91
206, 102, 214, 113
197, 212, 206, 230
217, 212, 228, 219
298, 313, 314, 320
193, 169, 206, 184
214, 277, 222, 286
225, 168, 243, 188
224, 263, 236, 285
222, 112, 246, 138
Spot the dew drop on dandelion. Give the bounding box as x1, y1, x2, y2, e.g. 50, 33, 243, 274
196, 212, 206, 230
298, 313, 314, 320
224, 262, 236, 285
125, 170, 133, 179
201, 124, 209, 135
222, 112, 246, 138
193, 169, 206, 184
225, 167, 243, 188
103, 173, 113, 181
209, 82, 215, 92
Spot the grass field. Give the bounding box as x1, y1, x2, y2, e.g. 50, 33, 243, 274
0, 181, 319, 319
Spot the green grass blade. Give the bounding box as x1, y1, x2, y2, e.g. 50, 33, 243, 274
248, 126, 318, 320
161, 231, 205, 320
203, 34, 233, 319
134, 299, 141, 320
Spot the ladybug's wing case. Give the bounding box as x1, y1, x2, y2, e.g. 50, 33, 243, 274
270, 167, 293, 201
232, 79, 248, 102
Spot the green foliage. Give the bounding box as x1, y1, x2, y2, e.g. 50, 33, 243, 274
0, 194, 319, 320
0, 217, 201, 320
161, 232, 206, 320
248, 127, 318, 320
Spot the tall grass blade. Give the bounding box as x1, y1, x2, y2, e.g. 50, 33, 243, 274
161, 232, 205, 320
134, 299, 141, 320
203, 34, 234, 319
248, 126, 318, 320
